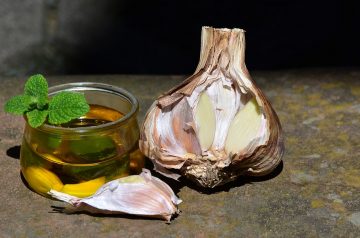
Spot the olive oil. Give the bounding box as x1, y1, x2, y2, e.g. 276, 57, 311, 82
21, 104, 143, 197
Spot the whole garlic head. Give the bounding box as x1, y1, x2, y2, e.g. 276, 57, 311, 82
140, 27, 284, 188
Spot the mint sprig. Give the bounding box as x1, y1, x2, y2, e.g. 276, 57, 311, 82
26, 109, 49, 128
48, 91, 90, 125
4, 74, 90, 128
4, 95, 32, 115
24, 74, 49, 108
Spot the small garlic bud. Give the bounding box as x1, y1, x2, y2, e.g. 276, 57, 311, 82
48, 169, 181, 222
139, 27, 284, 188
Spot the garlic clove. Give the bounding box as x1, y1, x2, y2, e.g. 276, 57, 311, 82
171, 98, 202, 155
23, 166, 64, 194
48, 169, 181, 222
225, 98, 264, 154
194, 92, 216, 151
205, 78, 241, 151
60, 176, 106, 198
140, 26, 284, 188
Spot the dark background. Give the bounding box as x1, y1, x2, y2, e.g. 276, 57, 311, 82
71, 0, 360, 74
1, 0, 359, 76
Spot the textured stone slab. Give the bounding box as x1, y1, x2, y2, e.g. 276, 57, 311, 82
0, 69, 359, 237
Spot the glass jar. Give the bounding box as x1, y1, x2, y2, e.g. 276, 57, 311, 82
20, 82, 143, 197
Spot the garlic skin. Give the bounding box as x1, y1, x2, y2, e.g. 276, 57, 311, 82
140, 27, 284, 188
48, 169, 181, 222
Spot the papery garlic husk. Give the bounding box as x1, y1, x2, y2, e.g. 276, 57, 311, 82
48, 169, 181, 222
139, 26, 284, 188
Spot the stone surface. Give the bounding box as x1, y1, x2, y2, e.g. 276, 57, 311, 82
348, 212, 360, 227
0, 69, 359, 237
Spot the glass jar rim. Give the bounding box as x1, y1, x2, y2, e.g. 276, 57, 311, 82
33, 82, 139, 134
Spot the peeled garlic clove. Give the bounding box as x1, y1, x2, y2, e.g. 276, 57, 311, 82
225, 98, 263, 154
139, 26, 284, 188
194, 92, 216, 150
48, 169, 181, 222
23, 166, 64, 194
60, 176, 106, 198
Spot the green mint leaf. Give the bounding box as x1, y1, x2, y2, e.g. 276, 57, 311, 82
4, 95, 32, 115
26, 109, 48, 128
24, 74, 48, 107
5, 74, 91, 128
48, 91, 90, 125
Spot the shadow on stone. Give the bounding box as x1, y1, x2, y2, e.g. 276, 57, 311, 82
152, 160, 284, 195
6, 145, 21, 160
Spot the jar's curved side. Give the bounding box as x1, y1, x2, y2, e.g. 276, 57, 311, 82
20, 82, 141, 198
20, 123, 132, 197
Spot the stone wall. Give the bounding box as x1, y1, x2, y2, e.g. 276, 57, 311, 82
0, 0, 115, 76
0, 0, 44, 76
0, 1, 358, 76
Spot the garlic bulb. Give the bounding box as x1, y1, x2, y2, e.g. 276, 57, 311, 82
139, 26, 284, 188
48, 169, 181, 222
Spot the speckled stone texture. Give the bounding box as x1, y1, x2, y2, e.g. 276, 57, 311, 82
0, 69, 359, 237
